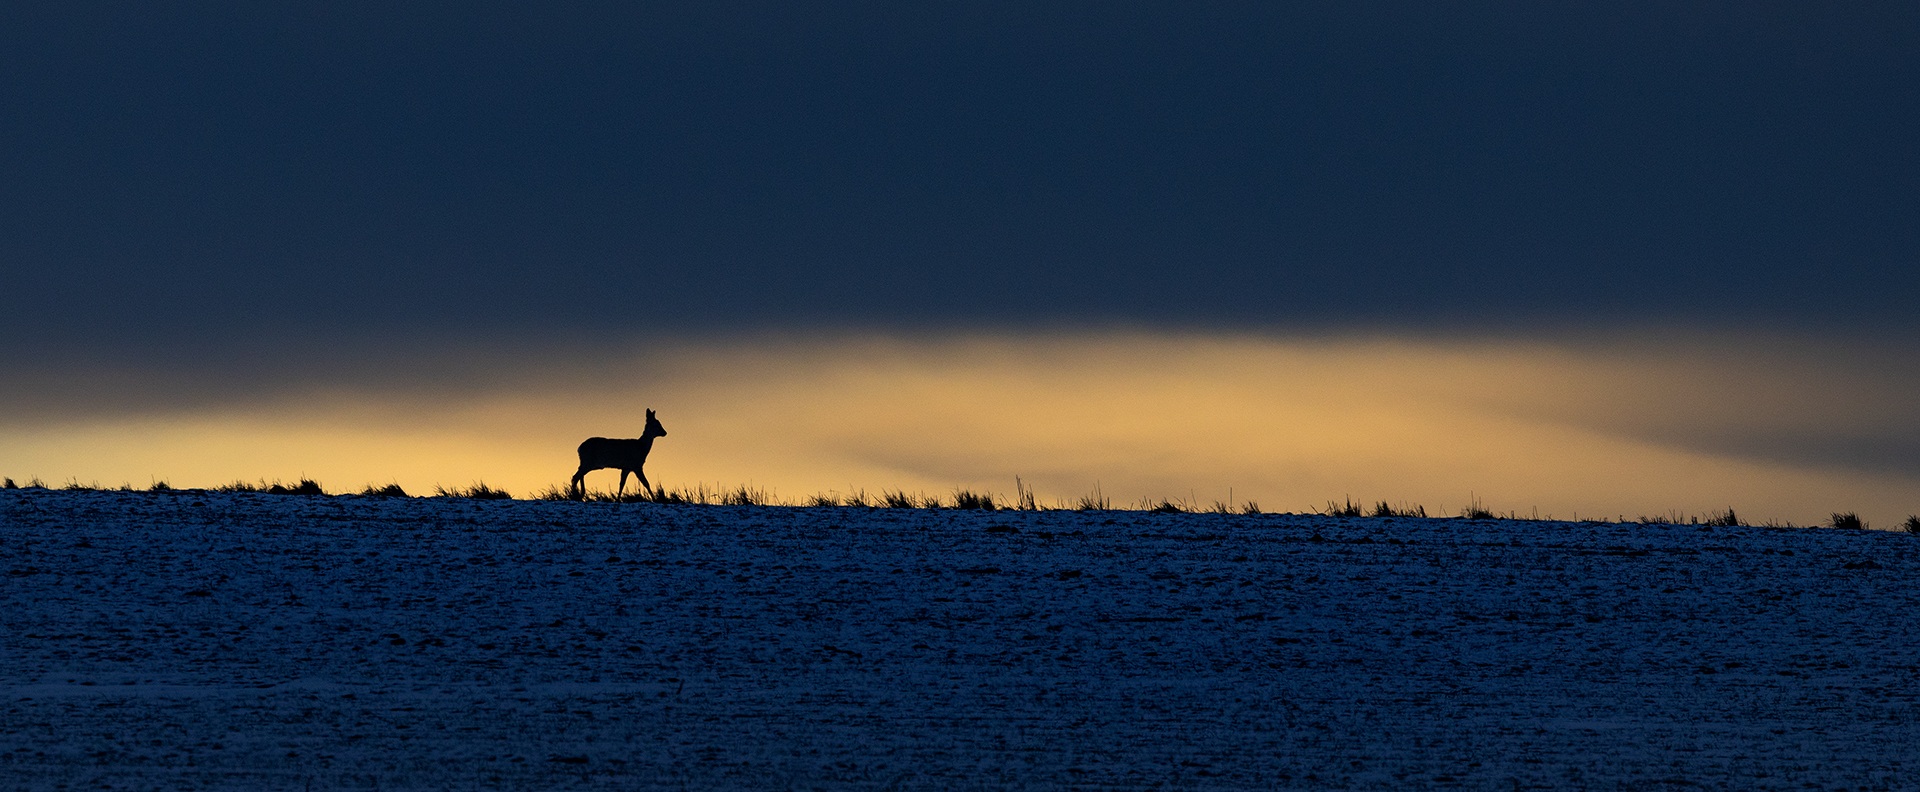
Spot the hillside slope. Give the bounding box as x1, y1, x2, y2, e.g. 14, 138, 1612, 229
2, 490, 1917, 790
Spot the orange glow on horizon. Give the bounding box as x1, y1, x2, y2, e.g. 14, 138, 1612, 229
4, 332, 1916, 528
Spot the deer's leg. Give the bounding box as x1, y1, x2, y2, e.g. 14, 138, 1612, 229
617, 469, 630, 495
570, 468, 590, 498
635, 468, 651, 494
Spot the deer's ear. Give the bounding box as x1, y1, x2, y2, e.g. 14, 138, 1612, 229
647, 409, 656, 418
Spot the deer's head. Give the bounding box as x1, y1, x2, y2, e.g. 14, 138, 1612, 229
644, 409, 667, 438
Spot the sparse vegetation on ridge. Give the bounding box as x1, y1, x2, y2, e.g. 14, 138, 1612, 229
951, 489, 996, 510
1012, 477, 1040, 511
1702, 508, 1741, 527
431, 482, 512, 500
1374, 501, 1423, 518
211, 478, 327, 495
533, 481, 772, 506
721, 483, 775, 506
280, 479, 327, 496
1075, 483, 1110, 511
6, 471, 1908, 532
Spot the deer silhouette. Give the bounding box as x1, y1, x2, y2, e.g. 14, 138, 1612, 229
570, 409, 668, 498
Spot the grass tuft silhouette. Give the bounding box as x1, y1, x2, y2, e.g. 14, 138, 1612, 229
1075, 483, 1110, 511
1323, 497, 1364, 518
1460, 494, 1496, 520
433, 482, 510, 500
721, 484, 774, 506
1012, 477, 1041, 511
1702, 507, 1742, 527
952, 489, 996, 511
267, 479, 327, 496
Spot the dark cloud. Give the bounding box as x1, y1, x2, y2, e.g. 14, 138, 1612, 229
3, 1, 1917, 356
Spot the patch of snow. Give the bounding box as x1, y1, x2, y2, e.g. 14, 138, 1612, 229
2, 489, 1916, 789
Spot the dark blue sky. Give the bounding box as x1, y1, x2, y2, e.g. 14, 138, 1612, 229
4, 1, 1917, 357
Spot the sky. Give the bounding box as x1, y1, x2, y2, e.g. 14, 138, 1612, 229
4, 2, 1919, 524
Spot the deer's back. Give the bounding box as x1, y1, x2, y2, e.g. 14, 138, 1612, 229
578, 436, 652, 467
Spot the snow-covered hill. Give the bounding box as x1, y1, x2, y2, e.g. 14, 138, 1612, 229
3, 489, 1916, 790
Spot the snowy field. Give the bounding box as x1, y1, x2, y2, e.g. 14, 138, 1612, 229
3, 489, 1917, 791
